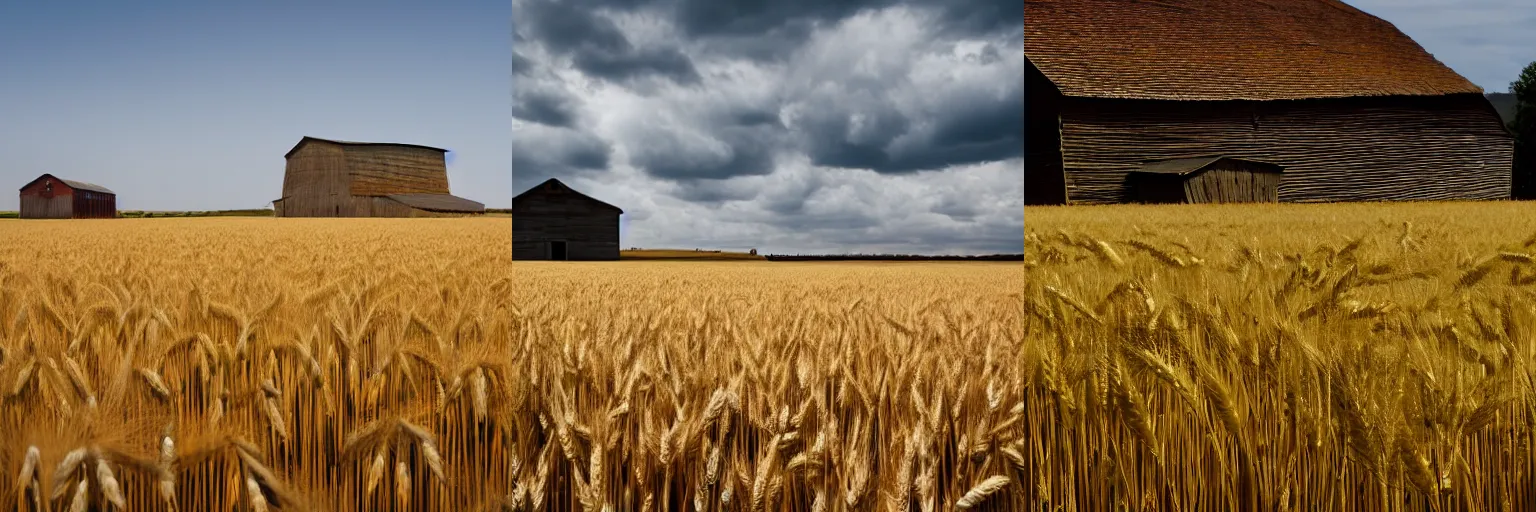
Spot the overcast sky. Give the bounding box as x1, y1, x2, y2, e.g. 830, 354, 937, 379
512, 0, 1025, 255
0, 0, 509, 212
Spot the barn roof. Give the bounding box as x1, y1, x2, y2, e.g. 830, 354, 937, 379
1132, 156, 1284, 176
513, 178, 624, 214
1024, 0, 1485, 101
385, 193, 486, 213
19, 174, 115, 194
284, 136, 449, 159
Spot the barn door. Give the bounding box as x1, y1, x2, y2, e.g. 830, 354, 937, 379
551, 241, 568, 261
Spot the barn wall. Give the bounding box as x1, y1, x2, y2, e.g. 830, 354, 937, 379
19, 181, 73, 219
72, 190, 116, 219
1059, 93, 1513, 204
346, 146, 451, 197
280, 142, 352, 217
513, 213, 620, 260
1026, 59, 1068, 205
20, 194, 72, 218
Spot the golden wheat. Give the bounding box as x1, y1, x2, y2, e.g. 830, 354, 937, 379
1027, 202, 1536, 511
0, 217, 1025, 511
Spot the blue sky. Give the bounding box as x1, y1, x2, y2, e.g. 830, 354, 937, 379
0, 0, 510, 212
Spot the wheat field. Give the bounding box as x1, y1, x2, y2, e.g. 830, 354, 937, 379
1025, 202, 1536, 511
0, 218, 1025, 511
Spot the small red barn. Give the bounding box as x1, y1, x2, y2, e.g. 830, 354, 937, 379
18, 174, 117, 219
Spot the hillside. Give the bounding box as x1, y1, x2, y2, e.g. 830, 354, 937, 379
1488, 92, 1517, 125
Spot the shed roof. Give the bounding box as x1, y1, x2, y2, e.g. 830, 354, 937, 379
1023, 0, 1484, 101
1132, 156, 1284, 176
284, 136, 449, 159
19, 174, 116, 194
385, 193, 486, 213
513, 178, 624, 214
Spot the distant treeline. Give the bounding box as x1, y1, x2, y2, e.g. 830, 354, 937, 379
121, 209, 275, 218
764, 253, 1025, 261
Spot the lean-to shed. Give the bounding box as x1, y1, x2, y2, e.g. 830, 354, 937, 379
1129, 156, 1284, 204
1024, 0, 1514, 205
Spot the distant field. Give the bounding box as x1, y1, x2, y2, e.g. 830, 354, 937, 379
1025, 201, 1536, 510
619, 248, 765, 260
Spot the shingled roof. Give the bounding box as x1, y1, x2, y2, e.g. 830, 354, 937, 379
1024, 0, 1485, 101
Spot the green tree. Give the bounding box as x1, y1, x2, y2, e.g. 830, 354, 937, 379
1513, 61, 1536, 199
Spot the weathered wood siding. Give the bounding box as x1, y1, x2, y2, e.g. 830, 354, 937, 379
1058, 94, 1513, 204
1026, 60, 1068, 205
346, 146, 451, 197
1183, 168, 1281, 203
19, 189, 72, 219
71, 190, 116, 218
279, 142, 351, 217
512, 187, 620, 260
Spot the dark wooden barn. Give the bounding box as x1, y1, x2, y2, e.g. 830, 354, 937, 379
512, 178, 622, 261
1129, 156, 1284, 204
18, 174, 117, 219
272, 136, 485, 217
1024, 0, 1514, 205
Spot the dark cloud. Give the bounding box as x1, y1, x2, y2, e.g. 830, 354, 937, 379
511, 84, 579, 127
511, 125, 611, 192
514, 0, 701, 85
571, 46, 701, 85
511, 50, 535, 76
628, 125, 779, 181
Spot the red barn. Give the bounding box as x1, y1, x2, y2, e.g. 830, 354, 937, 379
18, 174, 117, 219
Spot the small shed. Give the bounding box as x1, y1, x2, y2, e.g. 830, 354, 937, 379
18, 174, 117, 219
1128, 156, 1284, 204
512, 178, 623, 260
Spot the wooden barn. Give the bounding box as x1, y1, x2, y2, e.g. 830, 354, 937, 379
1129, 156, 1284, 204
18, 174, 117, 219
1024, 0, 1514, 205
272, 136, 485, 217
512, 178, 622, 261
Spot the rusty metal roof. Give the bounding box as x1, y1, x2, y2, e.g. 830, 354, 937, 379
385, 193, 485, 213
284, 136, 449, 159
19, 174, 115, 194
1024, 0, 1485, 101
1132, 156, 1284, 176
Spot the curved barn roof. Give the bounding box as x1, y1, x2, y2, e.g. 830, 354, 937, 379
1024, 0, 1485, 101
19, 174, 115, 194
284, 136, 449, 159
